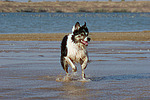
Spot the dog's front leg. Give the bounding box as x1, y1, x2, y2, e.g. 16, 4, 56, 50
80, 56, 88, 80
64, 57, 77, 72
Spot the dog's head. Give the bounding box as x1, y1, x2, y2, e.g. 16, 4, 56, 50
72, 22, 90, 46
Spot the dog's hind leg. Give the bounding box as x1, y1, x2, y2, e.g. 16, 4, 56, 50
61, 35, 69, 75
64, 57, 77, 72
61, 56, 69, 75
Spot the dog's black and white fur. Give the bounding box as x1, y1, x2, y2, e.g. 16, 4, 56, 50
61, 22, 90, 80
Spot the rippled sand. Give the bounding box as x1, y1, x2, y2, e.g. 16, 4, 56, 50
0, 41, 150, 99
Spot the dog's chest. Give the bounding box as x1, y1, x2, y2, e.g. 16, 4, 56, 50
67, 41, 87, 62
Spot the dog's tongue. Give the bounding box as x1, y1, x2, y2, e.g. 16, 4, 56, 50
81, 40, 88, 46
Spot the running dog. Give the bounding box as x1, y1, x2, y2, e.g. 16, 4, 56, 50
60, 22, 90, 80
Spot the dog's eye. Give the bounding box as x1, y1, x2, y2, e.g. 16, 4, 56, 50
81, 34, 84, 36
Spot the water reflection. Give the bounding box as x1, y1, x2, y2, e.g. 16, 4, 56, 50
90, 73, 150, 82
57, 82, 99, 99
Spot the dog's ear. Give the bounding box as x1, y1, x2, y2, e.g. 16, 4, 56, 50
75, 22, 80, 30
72, 22, 80, 33
81, 22, 89, 36
83, 22, 86, 27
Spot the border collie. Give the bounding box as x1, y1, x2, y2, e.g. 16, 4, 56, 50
61, 22, 90, 80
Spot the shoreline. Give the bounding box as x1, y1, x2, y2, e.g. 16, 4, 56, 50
0, 1, 150, 13
0, 31, 150, 41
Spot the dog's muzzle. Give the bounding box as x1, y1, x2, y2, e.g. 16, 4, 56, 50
81, 37, 90, 46
87, 37, 91, 42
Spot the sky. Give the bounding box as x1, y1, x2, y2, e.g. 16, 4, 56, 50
6, 0, 150, 2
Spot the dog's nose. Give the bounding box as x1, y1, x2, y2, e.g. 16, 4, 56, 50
87, 37, 91, 41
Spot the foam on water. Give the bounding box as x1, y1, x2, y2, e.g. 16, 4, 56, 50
56, 73, 91, 82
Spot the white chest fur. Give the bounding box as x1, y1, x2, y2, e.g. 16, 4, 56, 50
67, 34, 87, 63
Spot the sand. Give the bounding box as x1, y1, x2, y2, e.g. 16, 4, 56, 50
0, 31, 150, 41
0, 40, 150, 99
0, 1, 150, 13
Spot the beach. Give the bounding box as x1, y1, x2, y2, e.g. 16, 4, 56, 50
0, 31, 150, 41
1, 1, 150, 98
0, 32, 150, 99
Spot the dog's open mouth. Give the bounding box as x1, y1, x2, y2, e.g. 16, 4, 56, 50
81, 40, 88, 46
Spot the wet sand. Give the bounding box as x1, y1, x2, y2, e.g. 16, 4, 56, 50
0, 40, 150, 99
0, 31, 150, 41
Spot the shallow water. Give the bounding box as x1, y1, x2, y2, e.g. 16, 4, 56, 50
0, 41, 150, 99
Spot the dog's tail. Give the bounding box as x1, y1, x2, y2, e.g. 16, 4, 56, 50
60, 35, 68, 73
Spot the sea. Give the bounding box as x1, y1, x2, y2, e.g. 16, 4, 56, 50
0, 12, 150, 34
